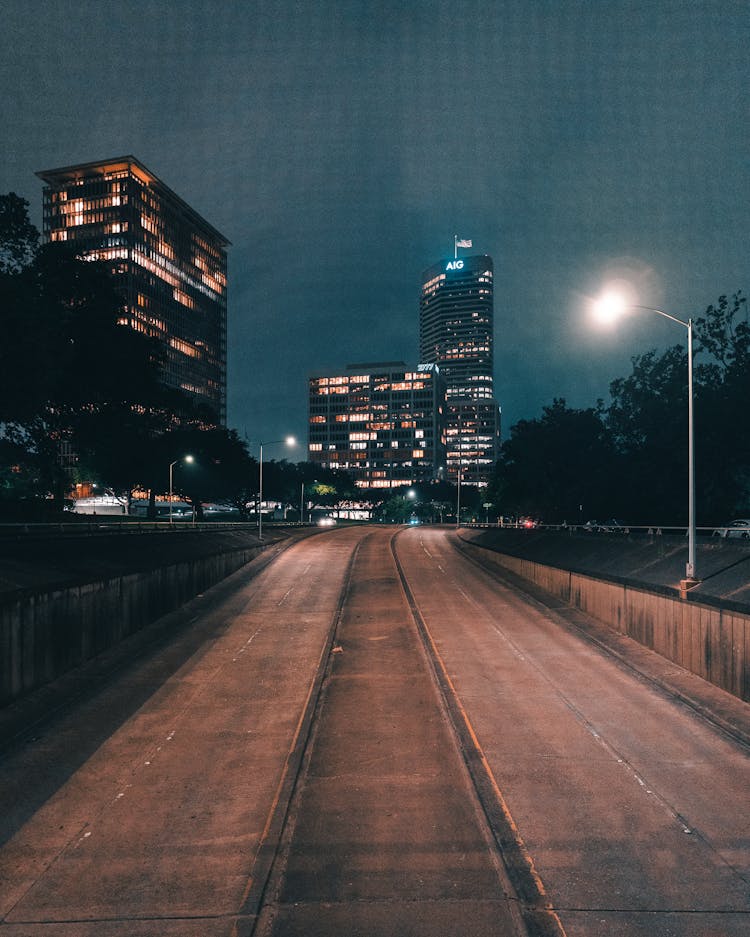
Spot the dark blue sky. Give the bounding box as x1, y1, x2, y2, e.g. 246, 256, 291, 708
2, 0, 748, 451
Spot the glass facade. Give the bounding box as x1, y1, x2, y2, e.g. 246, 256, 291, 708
308, 363, 446, 489
37, 156, 229, 424
419, 255, 500, 483
445, 400, 501, 485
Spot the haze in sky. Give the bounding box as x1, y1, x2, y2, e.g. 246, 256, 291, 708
2, 0, 747, 448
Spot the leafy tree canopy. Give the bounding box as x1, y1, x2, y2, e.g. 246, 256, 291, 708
488, 399, 616, 524
0, 192, 38, 274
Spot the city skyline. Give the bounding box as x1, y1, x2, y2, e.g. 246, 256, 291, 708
2, 1, 748, 451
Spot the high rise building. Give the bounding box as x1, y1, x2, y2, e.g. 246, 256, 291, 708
37, 156, 229, 424
419, 253, 500, 484
308, 362, 446, 489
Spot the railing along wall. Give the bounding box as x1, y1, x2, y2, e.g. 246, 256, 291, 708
461, 542, 749, 704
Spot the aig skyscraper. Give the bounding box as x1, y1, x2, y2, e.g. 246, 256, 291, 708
419, 253, 500, 484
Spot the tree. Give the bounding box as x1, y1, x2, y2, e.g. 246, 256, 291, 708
490, 399, 616, 523
296, 464, 358, 517
606, 347, 688, 523
693, 292, 750, 519
603, 292, 750, 525
162, 426, 257, 519
0, 193, 203, 515
0, 193, 38, 274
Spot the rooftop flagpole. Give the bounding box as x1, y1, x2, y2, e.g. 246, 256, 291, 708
454, 236, 473, 259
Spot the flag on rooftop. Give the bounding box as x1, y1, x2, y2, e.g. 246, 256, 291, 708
456, 238, 472, 248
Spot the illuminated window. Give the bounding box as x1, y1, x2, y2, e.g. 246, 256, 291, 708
173, 288, 195, 309
169, 337, 200, 358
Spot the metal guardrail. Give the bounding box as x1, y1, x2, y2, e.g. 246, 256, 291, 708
463, 522, 750, 541
1, 518, 748, 542
0, 520, 304, 539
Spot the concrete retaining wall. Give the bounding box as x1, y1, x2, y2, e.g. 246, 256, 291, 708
464, 543, 750, 703
0, 544, 263, 706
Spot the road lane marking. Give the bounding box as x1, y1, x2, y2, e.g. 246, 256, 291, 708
424, 537, 701, 841
277, 563, 312, 606
233, 623, 265, 660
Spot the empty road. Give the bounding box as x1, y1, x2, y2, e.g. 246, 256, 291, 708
0, 526, 748, 936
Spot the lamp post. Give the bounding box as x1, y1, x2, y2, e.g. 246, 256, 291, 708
168, 454, 194, 525
593, 293, 697, 584
257, 436, 296, 539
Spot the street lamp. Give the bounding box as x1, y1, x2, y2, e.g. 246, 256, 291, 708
592, 291, 698, 584
258, 436, 296, 539
168, 454, 194, 525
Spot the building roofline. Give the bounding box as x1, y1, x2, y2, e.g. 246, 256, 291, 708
420, 253, 493, 281
36, 155, 231, 247
308, 362, 445, 379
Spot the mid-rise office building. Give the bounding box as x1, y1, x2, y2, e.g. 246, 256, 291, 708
419, 253, 500, 483
308, 362, 446, 489
37, 156, 229, 424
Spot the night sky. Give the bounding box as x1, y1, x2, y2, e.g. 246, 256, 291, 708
2, 0, 748, 452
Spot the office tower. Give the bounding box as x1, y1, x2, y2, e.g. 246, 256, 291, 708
308, 362, 446, 489
37, 156, 229, 424
419, 253, 500, 483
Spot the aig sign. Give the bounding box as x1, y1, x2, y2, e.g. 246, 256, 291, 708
445, 260, 464, 271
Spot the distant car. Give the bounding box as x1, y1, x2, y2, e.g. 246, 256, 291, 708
712, 519, 750, 539
519, 516, 538, 529
316, 516, 337, 527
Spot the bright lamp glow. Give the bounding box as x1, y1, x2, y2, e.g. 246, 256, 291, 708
285, 435, 296, 447
593, 290, 629, 324
184, 454, 195, 464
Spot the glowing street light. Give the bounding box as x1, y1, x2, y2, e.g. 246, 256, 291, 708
258, 436, 296, 539
592, 290, 698, 584
168, 454, 194, 525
